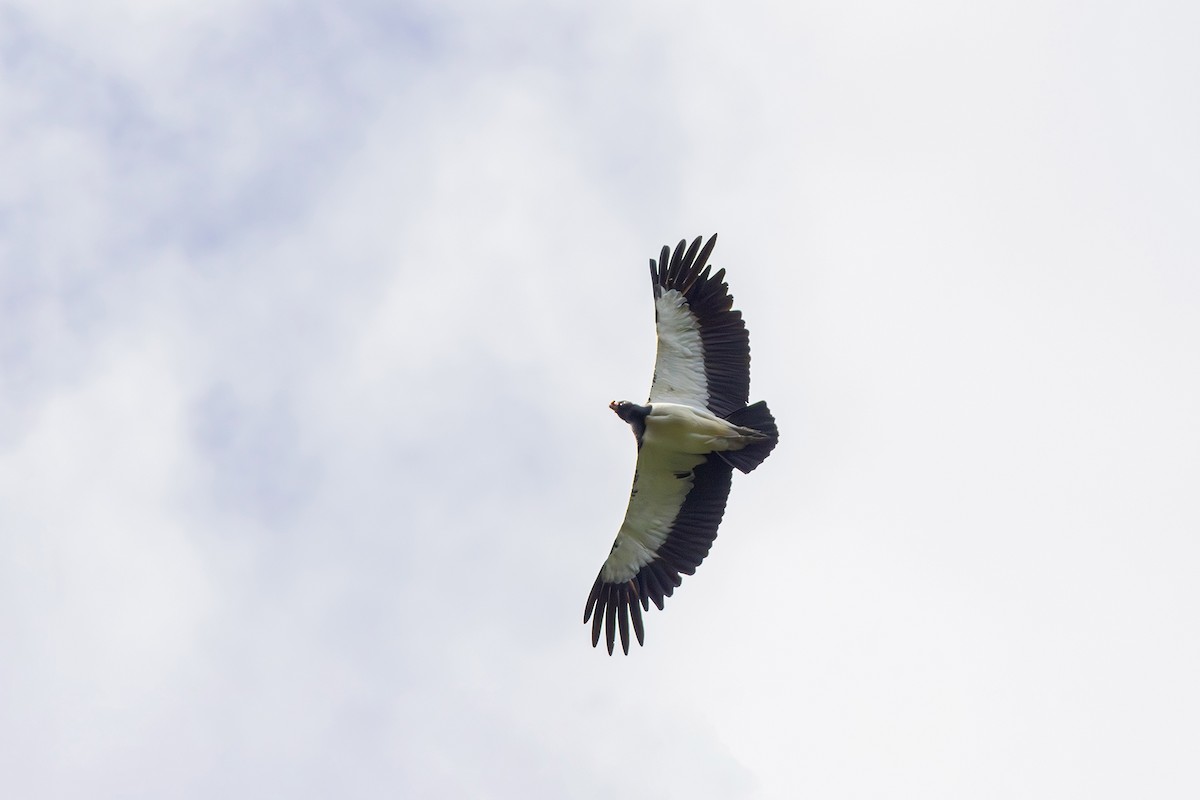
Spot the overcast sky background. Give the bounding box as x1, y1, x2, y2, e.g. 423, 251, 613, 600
2, 1, 1199, 797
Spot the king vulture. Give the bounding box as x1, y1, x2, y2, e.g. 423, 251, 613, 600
584, 234, 779, 654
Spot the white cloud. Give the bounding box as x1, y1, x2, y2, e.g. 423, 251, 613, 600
0, 341, 214, 790
1, 1, 1198, 797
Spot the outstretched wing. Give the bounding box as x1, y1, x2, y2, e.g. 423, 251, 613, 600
647, 234, 751, 418
583, 447, 735, 655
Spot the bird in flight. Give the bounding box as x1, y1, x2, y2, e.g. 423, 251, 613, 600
585, 234, 779, 654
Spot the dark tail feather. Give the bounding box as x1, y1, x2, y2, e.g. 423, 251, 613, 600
718, 400, 779, 474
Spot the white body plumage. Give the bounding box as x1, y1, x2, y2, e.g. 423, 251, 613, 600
641, 402, 766, 455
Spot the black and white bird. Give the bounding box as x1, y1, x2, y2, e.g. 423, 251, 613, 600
584, 234, 779, 655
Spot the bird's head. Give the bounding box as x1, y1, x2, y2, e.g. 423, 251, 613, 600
609, 400, 650, 426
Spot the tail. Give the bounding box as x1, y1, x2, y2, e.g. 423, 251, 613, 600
718, 400, 779, 474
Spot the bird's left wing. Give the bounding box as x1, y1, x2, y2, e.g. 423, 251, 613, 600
583, 446, 735, 655
647, 234, 751, 418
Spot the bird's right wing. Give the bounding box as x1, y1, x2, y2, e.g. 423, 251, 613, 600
583, 444, 734, 655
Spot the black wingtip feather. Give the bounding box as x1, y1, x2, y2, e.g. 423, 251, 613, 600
630, 598, 645, 646
695, 233, 718, 271
590, 590, 605, 647
617, 593, 630, 655
583, 578, 602, 623
666, 238, 687, 286
604, 591, 618, 655
680, 235, 703, 271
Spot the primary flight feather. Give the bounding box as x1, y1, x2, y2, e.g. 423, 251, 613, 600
584, 234, 779, 655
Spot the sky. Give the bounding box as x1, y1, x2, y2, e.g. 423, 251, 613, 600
2, 1, 1199, 797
